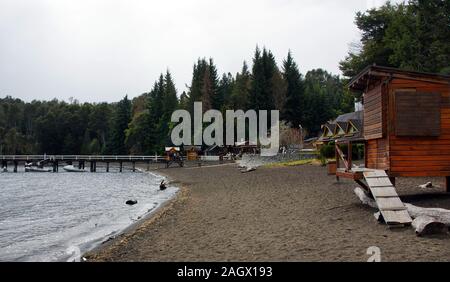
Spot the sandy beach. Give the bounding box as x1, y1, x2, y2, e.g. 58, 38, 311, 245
85, 163, 450, 262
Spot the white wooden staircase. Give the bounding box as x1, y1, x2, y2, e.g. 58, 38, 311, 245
363, 170, 412, 227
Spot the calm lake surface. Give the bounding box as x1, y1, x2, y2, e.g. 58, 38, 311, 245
0, 168, 177, 261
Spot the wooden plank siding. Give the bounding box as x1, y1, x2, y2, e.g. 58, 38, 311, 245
364, 83, 389, 170
387, 78, 450, 177
363, 85, 384, 140
366, 138, 389, 170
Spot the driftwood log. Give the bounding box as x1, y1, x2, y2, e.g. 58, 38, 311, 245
404, 203, 450, 226
411, 216, 447, 236
354, 187, 450, 236
354, 187, 377, 208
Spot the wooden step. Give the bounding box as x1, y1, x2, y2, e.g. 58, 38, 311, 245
363, 170, 412, 227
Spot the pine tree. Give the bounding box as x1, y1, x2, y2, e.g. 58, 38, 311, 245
249, 47, 276, 112
160, 70, 179, 146
231, 61, 251, 110
207, 58, 220, 110
282, 51, 304, 127
188, 58, 220, 112
217, 73, 234, 111
107, 95, 131, 154
188, 59, 206, 113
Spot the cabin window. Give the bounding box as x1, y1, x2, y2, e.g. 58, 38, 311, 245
348, 126, 354, 134
395, 91, 441, 137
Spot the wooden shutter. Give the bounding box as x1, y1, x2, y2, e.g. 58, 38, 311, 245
395, 91, 441, 137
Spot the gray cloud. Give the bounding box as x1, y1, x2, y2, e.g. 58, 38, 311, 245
0, 0, 401, 102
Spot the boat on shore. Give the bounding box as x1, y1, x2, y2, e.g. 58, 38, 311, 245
25, 166, 52, 172
63, 165, 87, 172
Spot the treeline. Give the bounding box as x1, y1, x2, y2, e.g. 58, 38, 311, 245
0, 47, 354, 155
340, 0, 449, 77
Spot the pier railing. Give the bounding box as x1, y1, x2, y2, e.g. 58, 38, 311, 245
1, 155, 166, 162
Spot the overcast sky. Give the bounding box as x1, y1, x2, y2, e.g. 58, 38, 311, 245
0, 0, 402, 103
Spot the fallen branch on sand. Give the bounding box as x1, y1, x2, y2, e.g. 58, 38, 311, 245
354, 187, 450, 236
419, 182, 434, 189
241, 167, 256, 173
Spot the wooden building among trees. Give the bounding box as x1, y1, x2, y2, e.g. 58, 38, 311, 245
339, 65, 450, 192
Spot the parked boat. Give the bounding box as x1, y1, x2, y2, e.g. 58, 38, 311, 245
25, 166, 52, 172
63, 165, 87, 172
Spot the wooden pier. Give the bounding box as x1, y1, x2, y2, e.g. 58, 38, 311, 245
1, 155, 167, 172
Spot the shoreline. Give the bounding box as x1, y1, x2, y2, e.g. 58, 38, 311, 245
82, 168, 183, 260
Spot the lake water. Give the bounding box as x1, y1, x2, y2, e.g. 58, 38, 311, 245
0, 168, 178, 261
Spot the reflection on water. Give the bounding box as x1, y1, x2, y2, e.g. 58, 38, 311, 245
0, 168, 177, 261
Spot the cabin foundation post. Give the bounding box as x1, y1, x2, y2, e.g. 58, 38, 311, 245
347, 141, 352, 170
132, 161, 135, 172
106, 162, 109, 172
119, 161, 123, 172
335, 143, 339, 181
446, 176, 450, 193
13, 161, 18, 173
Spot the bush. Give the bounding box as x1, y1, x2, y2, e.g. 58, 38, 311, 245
320, 142, 365, 160
319, 142, 335, 159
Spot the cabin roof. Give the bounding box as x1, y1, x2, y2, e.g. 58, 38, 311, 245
335, 122, 348, 133
183, 145, 202, 151
336, 111, 363, 122
318, 111, 364, 142
323, 123, 336, 133
348, 65, 450, 91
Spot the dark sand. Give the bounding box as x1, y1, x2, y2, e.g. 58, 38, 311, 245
85, 164, 450, 262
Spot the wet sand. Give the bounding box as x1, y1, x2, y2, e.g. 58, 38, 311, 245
85, 164, 450, 262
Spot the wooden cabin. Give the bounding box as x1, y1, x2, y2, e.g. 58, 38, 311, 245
165, 147, 180, 161
317, 111, 364, 147
341, 65, 450, 191
184, 145, 202, 161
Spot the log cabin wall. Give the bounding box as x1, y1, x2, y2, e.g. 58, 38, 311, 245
364, 83, 390, 170
387, 78, 450, 177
